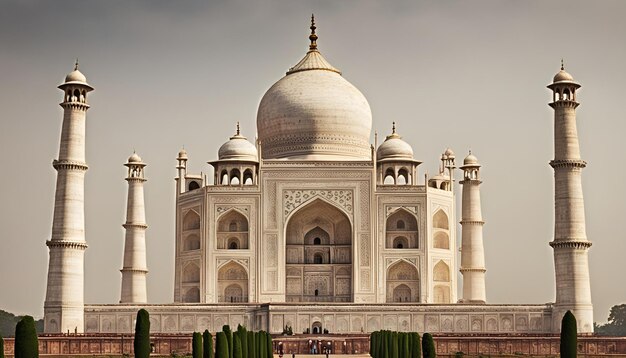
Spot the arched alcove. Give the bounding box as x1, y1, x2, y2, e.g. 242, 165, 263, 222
433, 210, 449, 229
183, 263, 200, 283
386, 261, 419, 303
183, 211, 200, 231
218, 261, 248, 302
285, 199, 352, 302
217, 210, 248, 249
433, 285, 450, 304
385, 209, 418, 249
433, 260, 450, 282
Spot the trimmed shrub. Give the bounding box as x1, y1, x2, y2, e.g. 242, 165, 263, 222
266, 331, 272, 358
14, 316, 38, 358
216, 331, 229, 358
237, 324, 248, 358
192, 331, 203, 358
223, 325, 233, 358
422, 333, 436, 358
203, 330, 213, 358
233, 333, 243, 358
391, 331, 399, 358
134, 309, 150, 358
410, 332, 421, 358
247, 331, 255, 358
561, 310, 578, 358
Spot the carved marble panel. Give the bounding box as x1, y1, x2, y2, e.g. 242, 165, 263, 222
283, 189, 353, 218
181, 316, 195, 331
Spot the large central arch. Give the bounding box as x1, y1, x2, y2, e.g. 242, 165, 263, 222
285, 198, 352, 302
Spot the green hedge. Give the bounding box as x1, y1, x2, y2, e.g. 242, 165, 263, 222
203, 330, 213, 358
422, 333, 436, 358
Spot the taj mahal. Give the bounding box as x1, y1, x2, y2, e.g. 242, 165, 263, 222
42, 17, 594, 337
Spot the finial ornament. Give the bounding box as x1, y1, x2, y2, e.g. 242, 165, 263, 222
74, 58, 79, 71
392, 122, 396, 134
236, 121, 241, 135
309, 14, 318, 51
561, 58, 564, 71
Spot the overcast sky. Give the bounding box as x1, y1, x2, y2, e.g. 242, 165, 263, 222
1, 0, 625, 324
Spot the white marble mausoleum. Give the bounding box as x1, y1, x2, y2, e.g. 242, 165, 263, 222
43, 18, 594, 336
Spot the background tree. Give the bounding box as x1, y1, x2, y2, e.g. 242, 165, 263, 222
133, 309, 150, 358
247, 331, 255, 358
203, 330, 213, 358
561, 310, 578, 358
596, 304, 626, 336
216, 331, 229, 358
422, 333, 436, 358
14, 316, 38, 358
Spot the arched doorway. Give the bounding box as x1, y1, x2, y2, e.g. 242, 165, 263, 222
285, 199, 352, 302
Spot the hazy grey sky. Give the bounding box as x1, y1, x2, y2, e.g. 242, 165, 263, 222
1, 0, 625, 324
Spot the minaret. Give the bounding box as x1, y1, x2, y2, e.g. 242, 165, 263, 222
44, 61, 94, 333
459, 152, 487, 303
176, 148, 188, 194
120, 152, 148, 303
548, 63, 593, 333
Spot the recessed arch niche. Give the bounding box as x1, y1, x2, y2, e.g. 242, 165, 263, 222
218, 261, 248, 303
386, 209, 418, 249
386, 260, 419, 302
285, 199, 352, 302
217, 210, 248, 249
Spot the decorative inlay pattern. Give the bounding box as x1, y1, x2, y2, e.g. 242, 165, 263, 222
359, 233, 370, 265
217, 206, 249, 215
283, 189, 353, 217
266, 234, 278, 267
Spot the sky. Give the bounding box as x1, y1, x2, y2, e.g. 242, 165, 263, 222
0, 0, 625, 324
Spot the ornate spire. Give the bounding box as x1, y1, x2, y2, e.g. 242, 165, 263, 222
74, 58, 79, 70
392, 121, 396, 134
309, 14, 318, 51
561, 58, 564, 71
236, 121, 241, 136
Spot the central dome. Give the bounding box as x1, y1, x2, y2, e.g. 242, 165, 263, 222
256, 19, 372, 160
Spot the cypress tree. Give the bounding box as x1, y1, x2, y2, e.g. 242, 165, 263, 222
1, 334, 5, 358
247, 331, 255, 358
391, 332, 399, 358
370, 331, 376, 358
133, 309, 150, 358
410, 332, 421, 358
233, 333, 243, 358
203, 330, 213, 358
266, 331, 273, 358
561, 310, 578, 358
216, 331, 229, 358
401, 332, 409, 358
259, 331, 266, 358
14, 316, 38, 358
237, 324, 248, 358
223, 325, 233, 358
422, 333, 436, 358
192, 331, 203, 358
383, 330, 390, 358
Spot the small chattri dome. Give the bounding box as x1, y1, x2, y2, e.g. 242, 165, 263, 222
217, 124, 258, 162
178, 148, 188, 159
376, 123, 414, 161
463, 152, 480, 166
64, 60, 88, 84
128, 152, 142, 163
553, 69, 574, 83
444, 148, 455, 157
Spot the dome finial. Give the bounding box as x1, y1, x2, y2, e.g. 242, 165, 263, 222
236, 121, 241, 136
561, 58, 564, 71
309, 14, 318, 51
74, 58, 79, 71
392, 121, 396, 134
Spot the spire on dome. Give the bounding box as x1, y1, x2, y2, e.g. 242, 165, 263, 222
236, 121, 241, 136
309, 14, 318, 51
75, 58, 79, 71
561, 58, 564, 71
